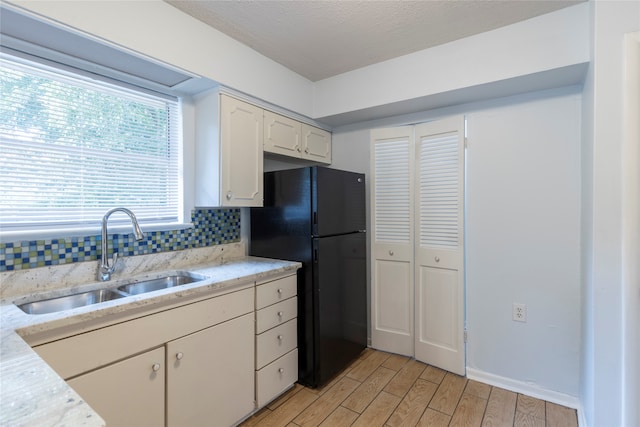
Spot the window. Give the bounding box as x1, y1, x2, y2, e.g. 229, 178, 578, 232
0, 53, 183, 236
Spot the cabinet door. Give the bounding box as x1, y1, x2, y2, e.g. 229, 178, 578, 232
414, 117, 465, 376
301, 124, 331, 164
264, 110, 302, 157
370, 126, 415, 356
167, 313, 255, 427
67, 347, 165, 427
220, 94, 263, 206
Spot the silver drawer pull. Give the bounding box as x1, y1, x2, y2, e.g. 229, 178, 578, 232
278, 368, 284, 374
176, 352, 184, 360
152, 363, 161, 372
277, 335, 283, 341
277, 288, 283, 295
277, 311, 284, 317
435, 256, 440, 262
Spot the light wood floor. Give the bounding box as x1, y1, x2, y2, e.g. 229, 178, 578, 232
240, 348, 578, 427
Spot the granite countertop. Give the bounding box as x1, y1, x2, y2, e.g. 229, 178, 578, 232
0, 247, 300, 427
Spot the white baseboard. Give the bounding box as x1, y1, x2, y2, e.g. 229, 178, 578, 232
466, 368, 585, 426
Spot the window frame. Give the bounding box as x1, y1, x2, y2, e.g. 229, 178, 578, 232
0, 52, 192, 241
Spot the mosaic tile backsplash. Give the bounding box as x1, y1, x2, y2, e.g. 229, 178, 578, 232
0, 208, 240, 272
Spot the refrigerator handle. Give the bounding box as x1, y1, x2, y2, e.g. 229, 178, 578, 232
313, 211, 317, 225
314, 247, 318, 262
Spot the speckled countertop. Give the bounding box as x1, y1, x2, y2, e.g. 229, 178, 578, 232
0, 243, 300, 427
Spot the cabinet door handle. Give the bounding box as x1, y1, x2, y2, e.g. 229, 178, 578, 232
277, 311, 284, 318
389, 250, 394, 256
226, 191, 233, 200
277, 288, 283, 295
435, 256, 440, 262
176, 352, 184, 360
277, 335, 283, 341
278, 368, 284, 374
152, 363, 161, 372
304, 148, 309, 154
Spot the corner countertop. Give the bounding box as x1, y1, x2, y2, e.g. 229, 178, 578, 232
0, 255, 301, 427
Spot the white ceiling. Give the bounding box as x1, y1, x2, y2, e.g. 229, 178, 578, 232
166, 0, 583, 82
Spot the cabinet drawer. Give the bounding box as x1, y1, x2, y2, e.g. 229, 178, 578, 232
256, 319, 297, 369
256, 297, 297, 334
256, 349, 298, 408
256, 275, 297, 309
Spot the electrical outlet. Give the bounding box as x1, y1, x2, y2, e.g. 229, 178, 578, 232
512, 303, 526, 322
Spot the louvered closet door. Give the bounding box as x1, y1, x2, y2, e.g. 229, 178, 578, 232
414, 117, 465, 375
370, 126, 414, 356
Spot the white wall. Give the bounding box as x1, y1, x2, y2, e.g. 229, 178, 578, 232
9, 0, 589, 129
622, 31, 640, 427
331, 87, 582, 404
313, 3, 589, 123
581, 2, 640, 426
464, 90, 581, 404
8, 0, 315, 117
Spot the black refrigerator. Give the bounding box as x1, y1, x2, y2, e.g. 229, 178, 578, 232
250, 166, 367, 388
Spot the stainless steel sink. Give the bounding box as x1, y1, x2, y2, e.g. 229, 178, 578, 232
18, 289, 125, 315
117, 272, 207, 295
17, 272, 209, 315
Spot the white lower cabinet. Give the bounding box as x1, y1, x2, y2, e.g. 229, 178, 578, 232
167, 313, 254, 427
34, 285, 256, 427
256, 319, 297, 370
256, 348, 298, 407
254, 274, 298, 408
67, 347, 165, 427
32, 275, 302, 426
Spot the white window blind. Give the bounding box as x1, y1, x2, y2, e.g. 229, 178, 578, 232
374, 138, 411, 243
418, 133, 460, 248
0, 54, 182, 234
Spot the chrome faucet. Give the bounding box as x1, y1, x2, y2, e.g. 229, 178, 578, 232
99, 207, 145, 281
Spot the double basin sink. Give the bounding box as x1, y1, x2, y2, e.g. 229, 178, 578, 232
18, 272, 208, 315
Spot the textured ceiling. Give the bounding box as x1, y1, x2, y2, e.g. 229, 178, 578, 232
166, 0, 583, 82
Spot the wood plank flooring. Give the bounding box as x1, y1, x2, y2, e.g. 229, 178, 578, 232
240, 349, 578, 427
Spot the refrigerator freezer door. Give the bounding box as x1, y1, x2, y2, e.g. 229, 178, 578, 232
251, 168, 312, 263
313, 167, 366, 237
312, 232, 367, 386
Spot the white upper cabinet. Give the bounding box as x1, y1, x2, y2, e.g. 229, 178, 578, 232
195, 90, 331, 208
264, 110, 302, 158
195, 92, 264, 207
264, 111, 332, 164
301, 124, 331, 164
